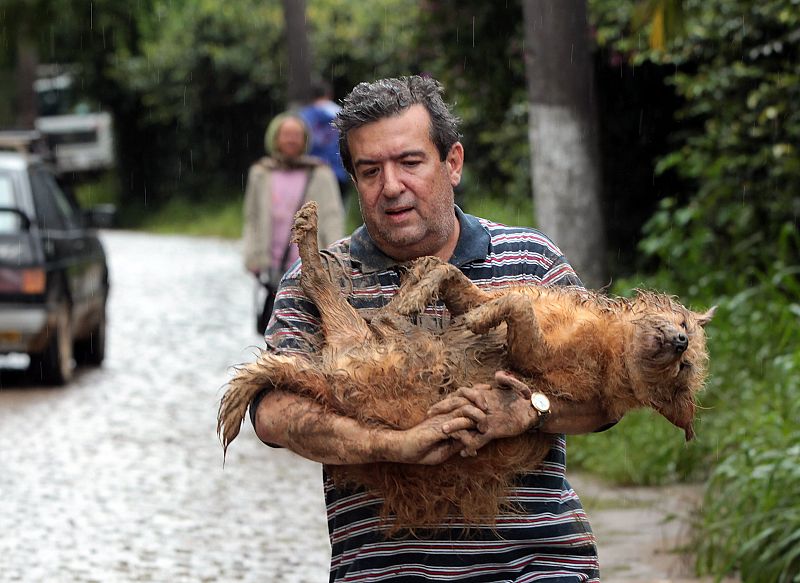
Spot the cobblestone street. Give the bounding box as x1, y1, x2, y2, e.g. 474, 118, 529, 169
0, 230, 734, 583
0, 231, 330, 582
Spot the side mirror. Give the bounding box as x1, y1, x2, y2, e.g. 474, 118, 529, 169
83, 204, 117, 229
0, 207, 32, 232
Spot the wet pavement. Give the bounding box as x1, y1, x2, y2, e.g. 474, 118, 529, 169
571, 474, 738, 583
0, 230, 735, 583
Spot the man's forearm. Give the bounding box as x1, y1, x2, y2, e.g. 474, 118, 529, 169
254, 390, 397, 464
254, 389, 476, 466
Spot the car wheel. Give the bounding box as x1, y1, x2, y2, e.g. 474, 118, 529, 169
74, 304, 106, 366
28, 303, 74, 385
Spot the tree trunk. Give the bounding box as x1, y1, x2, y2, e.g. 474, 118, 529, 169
15, 25, 38, 129
281, 0, 312, 109
522, 0, 607, 288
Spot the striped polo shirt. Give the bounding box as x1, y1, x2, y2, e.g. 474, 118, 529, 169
259, 207, 600, 582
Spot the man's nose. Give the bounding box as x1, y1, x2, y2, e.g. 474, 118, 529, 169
381, 165, 404, 197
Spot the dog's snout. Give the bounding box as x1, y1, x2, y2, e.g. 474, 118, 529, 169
674, 333, 688, 353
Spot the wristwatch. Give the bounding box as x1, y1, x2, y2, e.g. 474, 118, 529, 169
529, 392, 551, 431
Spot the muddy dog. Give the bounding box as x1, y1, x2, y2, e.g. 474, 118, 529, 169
218, 201, 714, 533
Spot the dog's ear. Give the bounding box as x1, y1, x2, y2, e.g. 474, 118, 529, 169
695, 306, 716, 327
654, 396, 696, 441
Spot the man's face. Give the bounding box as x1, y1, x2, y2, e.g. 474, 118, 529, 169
347, 105, 464, 261
275, 118, 306, 159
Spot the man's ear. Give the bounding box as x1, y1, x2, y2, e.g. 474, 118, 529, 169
447, 142, 464, 187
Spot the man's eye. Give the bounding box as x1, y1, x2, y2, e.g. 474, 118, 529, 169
403, 160, 421, 167
362, 168, 379, 178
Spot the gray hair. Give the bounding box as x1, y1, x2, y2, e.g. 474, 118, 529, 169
333, 76, 462, 177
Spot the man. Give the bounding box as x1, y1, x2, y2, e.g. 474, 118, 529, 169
299, 80, 351, 202
249, 76, 615, 582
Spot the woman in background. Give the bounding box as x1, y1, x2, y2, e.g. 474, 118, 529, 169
243, 112, 344, 332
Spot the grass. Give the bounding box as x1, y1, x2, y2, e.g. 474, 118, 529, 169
137, 196, 243, 239
71, 172, 244, 238
136, 190, 363, 240
72, 171, 120, 207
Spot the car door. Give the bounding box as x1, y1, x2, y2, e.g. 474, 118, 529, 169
0, 169, 46, 352
28, 166, 102, 332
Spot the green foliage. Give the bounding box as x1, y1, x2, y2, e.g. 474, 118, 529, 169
696, 446, 800, 582
418, 1, 532, 210
460, 190, 535, 229
111, 0, 289, 204
582, 6, 800, 575
690, 265, 800, 581
2, 0, 422, 216
570, 409, 708, 486
308, 0, 421, 85
590, 0, 800, 285
73, 172, 120, 207
635, 0, 799, 292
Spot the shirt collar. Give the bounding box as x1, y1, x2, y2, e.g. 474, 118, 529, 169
350, 206, 491, 273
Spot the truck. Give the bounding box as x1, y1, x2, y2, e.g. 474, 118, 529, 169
33, 65, 115, 178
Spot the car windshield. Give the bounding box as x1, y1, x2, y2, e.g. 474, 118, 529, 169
35, 73, 100, 116
0, 173, 22, 233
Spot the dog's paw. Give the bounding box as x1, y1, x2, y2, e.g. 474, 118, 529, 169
462, 310, 495, 335
407, 256, 444, 280
291, 202, 318, 243
392, 293, 429, 316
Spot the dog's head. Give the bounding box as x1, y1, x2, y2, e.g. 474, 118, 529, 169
625, 292, 715, 441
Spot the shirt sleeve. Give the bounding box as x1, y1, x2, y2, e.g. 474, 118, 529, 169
248, 263, 325, 437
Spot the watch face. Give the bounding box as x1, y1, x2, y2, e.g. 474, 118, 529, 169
531, 393, 550, 413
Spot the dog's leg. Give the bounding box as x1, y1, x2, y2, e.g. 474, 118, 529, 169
462, 294, 549, 372
292, 202, 371, 346
390, 257, 492, 316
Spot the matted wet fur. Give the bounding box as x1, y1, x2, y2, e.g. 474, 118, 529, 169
218, 201, 714, 534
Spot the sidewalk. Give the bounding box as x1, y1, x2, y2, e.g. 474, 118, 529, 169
570, 473, 739, 583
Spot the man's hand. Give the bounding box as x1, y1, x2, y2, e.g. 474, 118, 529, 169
427, 371, 619, 457
389, 411, 478, 465
427, 371, 537, 457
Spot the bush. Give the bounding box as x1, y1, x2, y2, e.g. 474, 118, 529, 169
697, 438, 800, 582
637, 0, 800, 293
583, 3, 800, 577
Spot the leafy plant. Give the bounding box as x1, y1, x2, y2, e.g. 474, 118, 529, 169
636, 0, 800, 293
696, 441, 800, 582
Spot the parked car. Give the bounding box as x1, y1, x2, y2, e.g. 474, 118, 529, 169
0, 141, 112, 384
